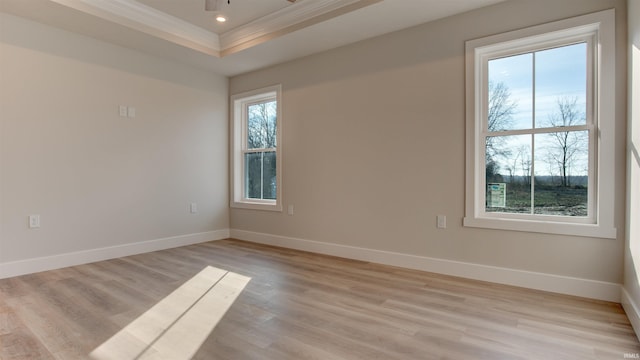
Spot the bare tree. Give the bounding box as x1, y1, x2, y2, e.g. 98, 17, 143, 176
488, 81, 518, 132
504, 145, 531, 184
248, 101, 277, 149
545, 96, 587, 187
486, 81, 517, 179
518, 145, 531, 187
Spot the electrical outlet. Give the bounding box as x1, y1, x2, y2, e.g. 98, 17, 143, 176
436, 215, 446, 229
29, 215, 40, 229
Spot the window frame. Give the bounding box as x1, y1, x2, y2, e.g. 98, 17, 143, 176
230, 85, 282, 211
464, 9, 616, 238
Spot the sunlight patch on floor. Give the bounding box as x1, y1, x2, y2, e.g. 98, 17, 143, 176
90, 266, 251, 360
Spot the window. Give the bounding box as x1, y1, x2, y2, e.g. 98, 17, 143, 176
464, 10, 616, 238
231, 85, 282, 211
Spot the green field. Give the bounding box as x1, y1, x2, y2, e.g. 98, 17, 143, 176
487, 183, 588, 216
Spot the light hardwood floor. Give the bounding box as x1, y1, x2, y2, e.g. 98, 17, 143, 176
0, 239, 638, 359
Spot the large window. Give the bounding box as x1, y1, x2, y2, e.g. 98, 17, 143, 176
231, 85, 282, 211
464, 10, 616, 238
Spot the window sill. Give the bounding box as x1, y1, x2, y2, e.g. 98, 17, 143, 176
231, 201, 282, 212
463, 216, 616, 239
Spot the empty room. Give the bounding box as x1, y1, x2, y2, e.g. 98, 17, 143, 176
1, 0, 640, 358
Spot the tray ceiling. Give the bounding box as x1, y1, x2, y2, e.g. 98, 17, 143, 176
0, 0, 506, 76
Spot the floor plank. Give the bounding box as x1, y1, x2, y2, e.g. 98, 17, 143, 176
0, 238, 637, 360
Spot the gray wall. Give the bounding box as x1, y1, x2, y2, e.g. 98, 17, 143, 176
229, 0, 628, 284
0, 13, 229, 265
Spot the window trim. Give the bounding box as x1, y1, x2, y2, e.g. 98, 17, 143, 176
230, 85, 282, 211
464, 9, 616, 238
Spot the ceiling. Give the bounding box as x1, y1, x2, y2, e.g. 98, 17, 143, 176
0, 0, 506, 76
135, 0, 295, 34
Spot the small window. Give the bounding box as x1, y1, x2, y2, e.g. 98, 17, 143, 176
464, 10, 616, 238
231, 85, 282, 211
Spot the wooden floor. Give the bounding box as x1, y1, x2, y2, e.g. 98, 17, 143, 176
0, 239, 638, 359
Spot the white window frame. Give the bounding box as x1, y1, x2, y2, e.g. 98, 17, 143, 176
230, 85, 282, 211
464, 9, 616, 238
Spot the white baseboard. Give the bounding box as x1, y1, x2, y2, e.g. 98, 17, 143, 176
1, 228, 622, 303
622, 287, 640, 341
0, 229, 230, 279
230, 229, 621, 302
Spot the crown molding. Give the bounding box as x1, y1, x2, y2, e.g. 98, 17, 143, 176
45, 0, 379, 58
49, 0, 221, 56
219, 0, 378, 52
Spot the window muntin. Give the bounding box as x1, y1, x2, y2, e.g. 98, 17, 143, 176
483, 42, 593, 221
464, 9, 616, 238
231, 85, 282, 211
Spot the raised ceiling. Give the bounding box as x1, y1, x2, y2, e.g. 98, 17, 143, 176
0, 0, 506, 76
135, 0, 295, 34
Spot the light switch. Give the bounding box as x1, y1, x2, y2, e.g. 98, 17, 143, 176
437, 215, 446, 229
127, 107, 136, 118
29, 215, 40, 229
119, 105, 127, 117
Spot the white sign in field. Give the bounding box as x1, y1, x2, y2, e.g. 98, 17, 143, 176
487, 183, 506, 208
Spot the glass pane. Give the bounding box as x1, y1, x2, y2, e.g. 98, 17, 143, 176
245, 152, 262, 199
485, 135, 532, 214
533, 131, 589, 216
262, 151, 277, 200
244, 151, 277, 200
535, 43, 587, 128
247, 101, 277, 149
488, 53, 533, 131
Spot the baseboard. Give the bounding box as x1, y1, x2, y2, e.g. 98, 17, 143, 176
3, 228, 622, 302
0, 229, 230, 279
622, 287, 640, 341
230, 229, 621, 302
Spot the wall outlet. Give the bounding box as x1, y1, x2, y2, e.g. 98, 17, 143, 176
436, 215, 446, 229
29, 215, 40, 229
190, 203, 198, 214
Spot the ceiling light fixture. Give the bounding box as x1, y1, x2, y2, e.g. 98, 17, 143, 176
205, 0, 227, 23
205, 0, 298, 23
